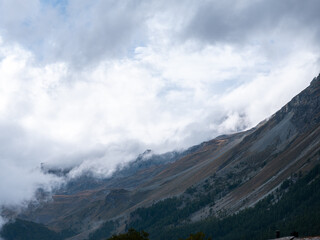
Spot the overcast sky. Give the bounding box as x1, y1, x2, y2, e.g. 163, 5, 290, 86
0, 0, 319, 216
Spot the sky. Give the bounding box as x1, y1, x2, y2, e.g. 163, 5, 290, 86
0, 0, 319, 218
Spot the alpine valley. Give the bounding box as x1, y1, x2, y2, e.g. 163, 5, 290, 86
1, 74, 320, 240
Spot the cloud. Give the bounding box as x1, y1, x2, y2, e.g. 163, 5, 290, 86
0, 0, 149, 67
0, 0, 319, 219
183, 0, 320, 45
0, 159, 60, 207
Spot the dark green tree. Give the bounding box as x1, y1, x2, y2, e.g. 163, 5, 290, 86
107, 228, 149, 240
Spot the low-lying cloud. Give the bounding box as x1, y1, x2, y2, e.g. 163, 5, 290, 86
0, 0, 319, 221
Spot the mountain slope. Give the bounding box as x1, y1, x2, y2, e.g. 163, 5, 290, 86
129, 164, 320, 240
123, 73, 320, 220
12, 73, 320, 239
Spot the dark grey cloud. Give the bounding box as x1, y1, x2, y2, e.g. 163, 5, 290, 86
183, 0, 320, 46
50, 0, 149, 67
2, 0, 319, 68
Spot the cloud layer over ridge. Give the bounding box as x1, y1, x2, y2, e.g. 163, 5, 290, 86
0, 0, 319, 213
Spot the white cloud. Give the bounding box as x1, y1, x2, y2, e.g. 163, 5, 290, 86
0, 161, 60, 206
220, 51, 319, 127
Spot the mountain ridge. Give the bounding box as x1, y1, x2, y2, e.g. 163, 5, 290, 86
4, 73, 320, 240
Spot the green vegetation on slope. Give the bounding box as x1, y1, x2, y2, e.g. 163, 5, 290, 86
107, 228, 149, 240
127, 164, 320, 240
106, 229, 211, 240
0, 219, 61, 240
128, 190, 217, 234
0, 218, 76, 240
88, 221, 116, 240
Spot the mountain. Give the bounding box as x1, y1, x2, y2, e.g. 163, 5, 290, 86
128, 164, 320, 240
2, 73, 320, 240
0, 218, 73, 240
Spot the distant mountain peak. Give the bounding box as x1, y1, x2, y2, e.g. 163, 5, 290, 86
138, 149, 153, 160
310, 72, 320, 86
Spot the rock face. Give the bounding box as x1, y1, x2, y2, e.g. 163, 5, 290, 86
19, 74, 320, 238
